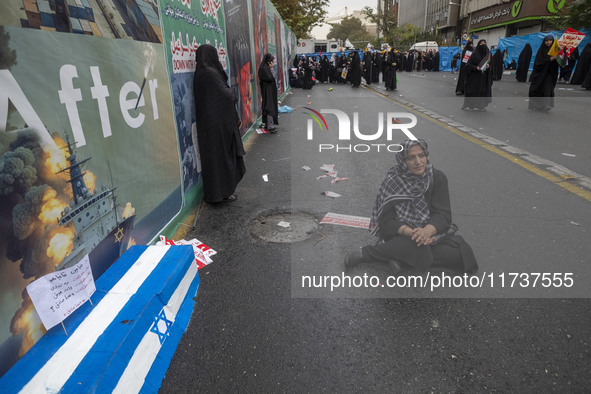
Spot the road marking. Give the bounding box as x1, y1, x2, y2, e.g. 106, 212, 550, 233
366, 85, 591, 203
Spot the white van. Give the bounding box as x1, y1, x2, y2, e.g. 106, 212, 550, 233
409, 41, 439, 52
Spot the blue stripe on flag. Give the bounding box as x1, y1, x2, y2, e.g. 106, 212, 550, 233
0, 245, 200, 393
60, 245, 196, 393
0, 245, 150, 391
140, 269, 200, 392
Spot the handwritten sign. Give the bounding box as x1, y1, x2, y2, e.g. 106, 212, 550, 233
558, 28, 586, 56
26, 255, 96, 330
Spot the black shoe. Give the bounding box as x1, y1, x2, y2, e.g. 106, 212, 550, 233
344, 250, 364, 269
267, 127, 277, 133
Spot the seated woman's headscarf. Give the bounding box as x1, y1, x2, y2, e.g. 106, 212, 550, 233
369, 139, 434, 236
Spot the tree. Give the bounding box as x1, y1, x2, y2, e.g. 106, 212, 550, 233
554, 0, 591, 30
362, 5, 397, 39
327, 16, 373, 44
271, 0, 329, 38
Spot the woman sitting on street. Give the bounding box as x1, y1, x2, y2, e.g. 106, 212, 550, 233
345, 139, 478, 275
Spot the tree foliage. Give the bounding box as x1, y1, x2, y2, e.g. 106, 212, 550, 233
362, 6, 396, 38
327, 16, 373, 44
553, 0, 591, 30
270, 0, 329, 39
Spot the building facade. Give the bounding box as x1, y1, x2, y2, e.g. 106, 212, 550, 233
397, 0, 575, 47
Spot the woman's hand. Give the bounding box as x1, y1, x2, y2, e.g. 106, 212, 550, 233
411, 225, 437, 246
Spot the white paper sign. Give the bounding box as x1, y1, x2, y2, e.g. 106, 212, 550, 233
26, 255, 96, 330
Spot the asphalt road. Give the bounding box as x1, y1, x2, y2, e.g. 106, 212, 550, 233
160, 72, 591, 392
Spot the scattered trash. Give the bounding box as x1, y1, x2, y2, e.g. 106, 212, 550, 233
392, 118, 401, 124
278, 105, 293, 113
256, 128, 269, 134
331, 177, 349, 184
307, 101, 312, 105
570, 221, 581, 226
302, 166, 311, 171
320, 164, 335, 172
273, 157, 290, 161
561, 153, 576, 157
158, 235, 216, 269
322, 191, 341, 198
507, 107, 514, 110
328, 87, 333, 91
560, 174, 577, 180
262, 174, 269, 182
277, 221, 290, 228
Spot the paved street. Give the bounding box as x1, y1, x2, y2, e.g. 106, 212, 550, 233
160, 71, 591, 392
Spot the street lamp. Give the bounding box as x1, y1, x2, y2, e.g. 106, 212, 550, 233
449, 1, 471, 36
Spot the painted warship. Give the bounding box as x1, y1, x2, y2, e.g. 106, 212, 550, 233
55, 137, 135, 279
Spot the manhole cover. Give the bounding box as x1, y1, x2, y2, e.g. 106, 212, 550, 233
248, 212, 318, 243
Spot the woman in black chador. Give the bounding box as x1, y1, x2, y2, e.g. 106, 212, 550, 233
462, 39, 493, 110
455, 40, 473, 94
528, 35, 559, 111
319, 55, 330, 83
570, 43, 591, 85
302, 56, 314, 89
516, 43, 532, 82
384, 47, 397, 91
363, 50, 373, 84
491, 49, 504, 81
193, 44, 245, 203
258, 53, 278, 132
344, 139, 478, 275
349, 51, 362, 87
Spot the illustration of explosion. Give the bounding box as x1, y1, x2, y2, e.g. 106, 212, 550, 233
1, 129, 134, 361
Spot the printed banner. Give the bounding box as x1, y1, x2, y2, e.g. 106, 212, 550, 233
557, 28, 586, 56
320, 213, 371, 229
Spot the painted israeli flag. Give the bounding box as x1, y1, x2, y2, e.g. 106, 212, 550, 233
0, 245, 200, 393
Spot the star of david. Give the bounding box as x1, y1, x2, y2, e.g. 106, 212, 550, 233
114, 227, 125, 243
150, 310, 173, 345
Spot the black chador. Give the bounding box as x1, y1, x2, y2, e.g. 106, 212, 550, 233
302, 57, 314, 89
528, 35, 559, 111
491, 49, 504, 81
384, 48, 397, 91
455, 41, 473, 94
432, 51, 440, 71
462, 40, 493, 110
258, 53, 278, 128
363, 50, 373, 84
349, 51, 362, 87
516, 43, 532, 82
570, 43, 591, 85
193, 44, 246, 203
372, 52, 382, 83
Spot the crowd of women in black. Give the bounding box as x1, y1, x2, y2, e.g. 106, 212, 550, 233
290, 47, 441, 91
454, 37, 591, 112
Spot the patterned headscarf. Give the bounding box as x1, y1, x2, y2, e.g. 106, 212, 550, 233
369, 139, 434, 236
